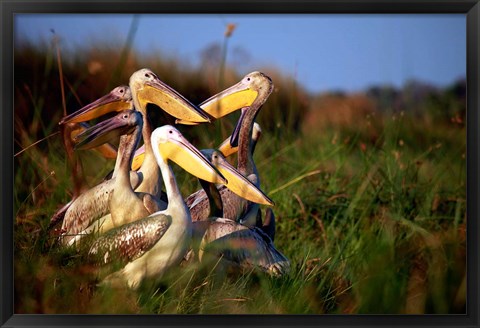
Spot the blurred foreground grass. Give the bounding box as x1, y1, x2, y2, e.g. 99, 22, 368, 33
13, 40, 465, 314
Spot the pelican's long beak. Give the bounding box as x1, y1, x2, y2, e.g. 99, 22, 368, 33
213, 153, 274, 206
69, 122, 118, 159
159, 136, 226, 185
139, 78, 211, 124
217, 137, 238, 158
217, 122, 262, 158
230, 108, 248, 147
74, 110, 140, 150
176, 78, 258, 125
60, 86, 133, 124
131, 144, 146, 171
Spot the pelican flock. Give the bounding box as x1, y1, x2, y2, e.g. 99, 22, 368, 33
50, 68, 290, 288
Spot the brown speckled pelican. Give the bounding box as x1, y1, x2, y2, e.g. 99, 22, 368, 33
187, 72, 274, 227
188, 150, 289, 277
218, 122, 277, 241
87, 125, 226, 288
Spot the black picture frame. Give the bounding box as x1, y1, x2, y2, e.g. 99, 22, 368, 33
2, 1, 479, 327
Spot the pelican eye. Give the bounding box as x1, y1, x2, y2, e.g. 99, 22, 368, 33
169, 130, 173, 134
247, 77, 251, 81
119, 89, 124, 93
123, 114, 129, 119
145, 73, 150, 78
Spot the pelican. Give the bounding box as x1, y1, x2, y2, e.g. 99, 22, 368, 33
87, 125, 226, 288
196, 218, 289, 277
73, 110, 161, 229
187, 72, 274, 227
218, 122, 277, 242
188, 150, 289, 277
58, 69, 210, 245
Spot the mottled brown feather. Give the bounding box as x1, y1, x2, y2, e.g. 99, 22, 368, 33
60, 171, 143, 245
89, 214, 171, 266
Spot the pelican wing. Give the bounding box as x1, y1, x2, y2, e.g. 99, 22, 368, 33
60, 171, 143, 245
89, 214, 172, 266
49, 199, 74, 232
200, 219, 290, 276
187, 186, 247, 223
61, 179, 115, 244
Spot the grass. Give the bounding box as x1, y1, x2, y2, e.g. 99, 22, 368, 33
13, 38, 466, 314
13, 108, 466, 314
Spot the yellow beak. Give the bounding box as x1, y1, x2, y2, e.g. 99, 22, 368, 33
176, 80, 258, 125
216, 122, 262, 158
159, 139, 226, 185
217, 138, 238, 158
138, 79, 210, 124
131, 144, 146, 171
214, 155, 274, 206
69, 123, 118, 159
60, 87, 133, 124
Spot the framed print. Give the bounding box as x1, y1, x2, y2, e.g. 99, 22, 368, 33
2, 1, 479, 327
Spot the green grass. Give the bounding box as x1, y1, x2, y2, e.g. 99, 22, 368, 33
13, 104, 466, 314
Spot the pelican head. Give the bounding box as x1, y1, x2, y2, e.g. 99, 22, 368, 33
151, 126, 226, 185
60, 86, 133, 124
176, 71, 271, 125
130, 68, 210, 124
230, 72, 273, 147
74, 110, 142, 150
201, 149, 274, 206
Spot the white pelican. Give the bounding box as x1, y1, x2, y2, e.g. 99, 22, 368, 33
87, 125, 226, 288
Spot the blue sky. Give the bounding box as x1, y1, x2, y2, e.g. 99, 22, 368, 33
15, 14, 466, 93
